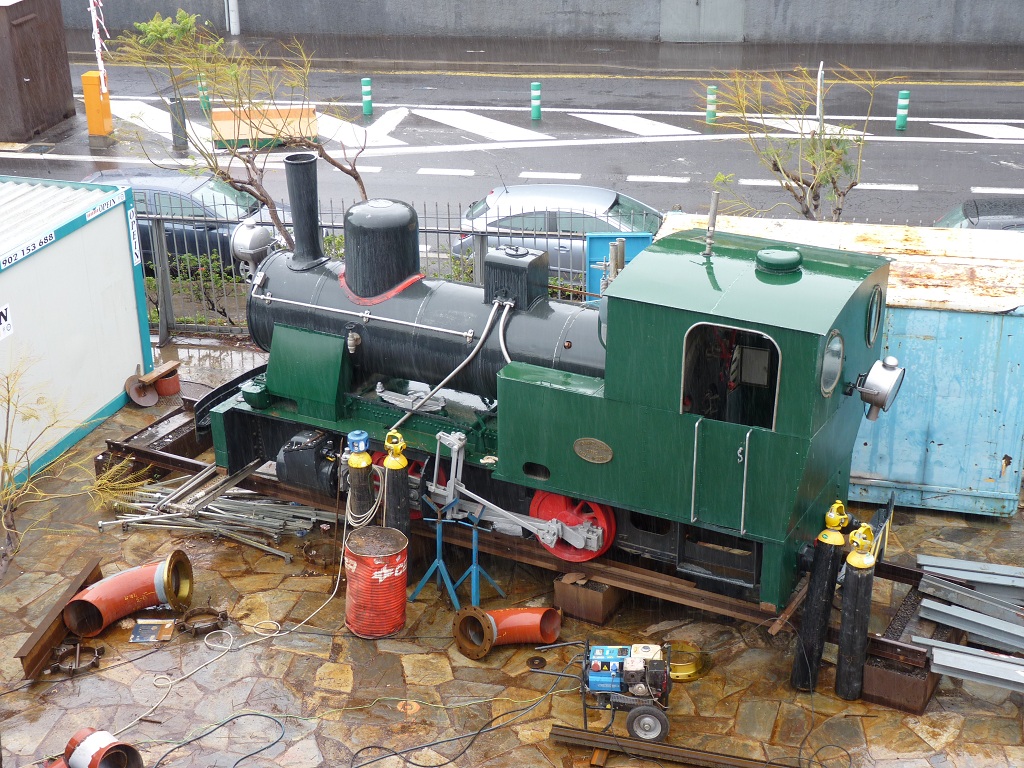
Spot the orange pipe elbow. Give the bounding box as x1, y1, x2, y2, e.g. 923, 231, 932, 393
63, 549, 193, 637
47, 727, 143, 768
453, 605, 561, 660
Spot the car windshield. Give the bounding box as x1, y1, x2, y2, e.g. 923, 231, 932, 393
193, 177, 261, 219
466, 197, 490, 220
934, 206, 969, 228
607, 194, 663, 234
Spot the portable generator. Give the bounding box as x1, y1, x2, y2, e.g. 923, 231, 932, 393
536, 639, 673, 742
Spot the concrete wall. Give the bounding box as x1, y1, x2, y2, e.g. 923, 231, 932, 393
743, 0, 1024, 45
61, 0, 1024, 44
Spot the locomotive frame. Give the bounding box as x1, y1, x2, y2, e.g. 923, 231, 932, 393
202, 153, 902, 611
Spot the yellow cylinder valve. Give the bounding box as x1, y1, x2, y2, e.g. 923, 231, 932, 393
817, 500, 848, 546
383, 430, 408, 470
847, 524, 876, 569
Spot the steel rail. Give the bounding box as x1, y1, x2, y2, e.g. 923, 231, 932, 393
422, 522, 930, 666
550, 724, 772, 768
417, 520, 779, 625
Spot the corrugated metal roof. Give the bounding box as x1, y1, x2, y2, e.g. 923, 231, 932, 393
0, 178, 117, 251
659, 213, 1024, 314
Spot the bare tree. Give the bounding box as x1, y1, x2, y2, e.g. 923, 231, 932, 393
709, 65, 896, 222
112, 11, 368, 247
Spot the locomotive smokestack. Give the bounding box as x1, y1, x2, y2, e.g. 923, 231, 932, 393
284, 153, 327, 271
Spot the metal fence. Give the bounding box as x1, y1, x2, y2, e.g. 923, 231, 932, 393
140, 200, 657, 339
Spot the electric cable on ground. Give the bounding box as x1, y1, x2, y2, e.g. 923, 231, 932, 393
150, 712, 285, 768
349, 653, 582, 768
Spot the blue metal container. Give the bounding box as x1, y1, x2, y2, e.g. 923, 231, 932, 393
851, 306, 1024, 517
584, 232, 653, 300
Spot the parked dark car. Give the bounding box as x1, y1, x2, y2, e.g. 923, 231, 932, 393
451, 184, 664, 277
934, 197, 1024, 230
82, 168, 282, 272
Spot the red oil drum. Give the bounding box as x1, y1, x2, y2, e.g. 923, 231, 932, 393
344, 526, 409, 638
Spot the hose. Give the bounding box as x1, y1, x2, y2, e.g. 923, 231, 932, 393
345, 465, 384, 530
498, 300, 514, 364
390, 300, 503, 431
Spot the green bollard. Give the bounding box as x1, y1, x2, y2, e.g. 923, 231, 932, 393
197, 75, 210, 115
531, 82, 541, 120
895, 89, 910, 131
706, 85, 718, 124
362, 77, 373, 117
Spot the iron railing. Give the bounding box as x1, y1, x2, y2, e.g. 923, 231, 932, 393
140, 201, 661, 339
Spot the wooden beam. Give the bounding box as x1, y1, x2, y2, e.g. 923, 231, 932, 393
769, 579, 808, 636
15, 557, 104, 678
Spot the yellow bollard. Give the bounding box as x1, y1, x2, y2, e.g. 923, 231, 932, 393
81, 71, 113, 147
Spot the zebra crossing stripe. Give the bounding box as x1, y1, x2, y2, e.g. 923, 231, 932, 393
932, 122, 1024, 139
417, 168, 475, 176
570, 113, 698, 136
317, 111, 407, 148
626, 175, 691, 183
519, 171, 581, 180
109, 99, 212, 144
970, 186, 1024, 194
753, 118, 870, 137
411, 109, 553, 141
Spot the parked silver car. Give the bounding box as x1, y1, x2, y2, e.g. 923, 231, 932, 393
83, 168, 289, 278
452, 184, 663, 277
935, 197, 1024, 230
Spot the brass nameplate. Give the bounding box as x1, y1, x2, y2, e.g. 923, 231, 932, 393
574, 437, 613, 464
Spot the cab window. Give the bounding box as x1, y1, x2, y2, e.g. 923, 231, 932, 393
682, 323, 780, 430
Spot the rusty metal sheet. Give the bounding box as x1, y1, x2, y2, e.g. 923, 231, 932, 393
659, 213, 1024, 314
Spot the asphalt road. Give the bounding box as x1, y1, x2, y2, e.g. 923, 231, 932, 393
3, 62, 1024, 227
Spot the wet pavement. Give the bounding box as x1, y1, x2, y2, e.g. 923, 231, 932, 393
1, 336, 1022, 768
63, 29, 1024, 81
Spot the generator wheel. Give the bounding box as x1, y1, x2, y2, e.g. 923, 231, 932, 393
529, 492, 615, 562
626, 705, 669, 742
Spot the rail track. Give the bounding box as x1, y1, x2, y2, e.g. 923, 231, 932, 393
101, 402, 930, 670
550, 724, 779, 767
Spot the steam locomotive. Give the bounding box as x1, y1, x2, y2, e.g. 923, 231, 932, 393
201, 153, 904, 610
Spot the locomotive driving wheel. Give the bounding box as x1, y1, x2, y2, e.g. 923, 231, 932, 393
529, 491, 616, 562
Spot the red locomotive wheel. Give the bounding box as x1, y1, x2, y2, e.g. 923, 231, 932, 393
529, 491, 616, 562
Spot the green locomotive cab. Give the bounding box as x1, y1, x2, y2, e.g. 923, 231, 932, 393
493, 231, 895, 608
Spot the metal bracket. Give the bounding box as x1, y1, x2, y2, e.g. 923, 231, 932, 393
427, 431, 603, 553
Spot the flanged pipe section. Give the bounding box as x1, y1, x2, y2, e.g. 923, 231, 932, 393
453, 606, 561, 660
64, 549, 193, 637
59, 727, 143, 768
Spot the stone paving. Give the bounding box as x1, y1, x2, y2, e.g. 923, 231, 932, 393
1, 338, 1022, 768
